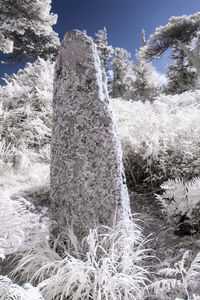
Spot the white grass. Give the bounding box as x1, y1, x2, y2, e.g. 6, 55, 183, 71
12, 219, 151, 300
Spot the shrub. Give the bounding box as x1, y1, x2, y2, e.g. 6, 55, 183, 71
110, 91, 200, 191
0, 58, 54, 169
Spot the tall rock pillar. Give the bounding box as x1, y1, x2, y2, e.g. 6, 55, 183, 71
51, 30, 131, 242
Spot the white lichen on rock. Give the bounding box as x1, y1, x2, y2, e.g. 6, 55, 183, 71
51, 30, 131, 242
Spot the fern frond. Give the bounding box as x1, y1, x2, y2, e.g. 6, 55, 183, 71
149, 278, 182, 295
186, 252, 200, 282
179, 250, 191, 274
0, 276, 44, 300
153, 251, 200, 300
158, 267, 179, 277
157, 177, 200, 225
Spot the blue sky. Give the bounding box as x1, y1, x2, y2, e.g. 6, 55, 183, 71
0, 0, 200, 84
52, 0, 200, 72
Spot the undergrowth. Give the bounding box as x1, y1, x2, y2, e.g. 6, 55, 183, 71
12, 219, 151, 300
110, 93, 200, 191
156, 177, 200, 232
0, 191, 40, 256
0, 275, 44, 299
149, 250, 200, 300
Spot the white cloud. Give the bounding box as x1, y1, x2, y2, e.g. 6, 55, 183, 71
107, 69, 113, 80
153, 70, 168, 87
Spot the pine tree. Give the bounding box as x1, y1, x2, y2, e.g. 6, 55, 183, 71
132, 53, 158, 101
0, 0, 60, 63
139, 12, 200, 61
137, 13, 200, 95
110, 47, 133, 98
178, 35, 200, 77
164, 45, 197, 95
132, 30, 158, 101
95, 27, 114, 72
141, 29, 146, 47
95, 27, 114, 90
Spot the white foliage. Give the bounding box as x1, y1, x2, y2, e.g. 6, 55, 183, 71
0, 35, 13, 54
0, 58, 54, 168
110, 47, 134, 98
139, 12, 200, 60
150, 251, 200, 299
0, 191, 40, 254
0, 248, 5, 260
1, 59, 199, 189
0, 276, 44, 300
156, 177, 200, 222
0, 0, 58, 54
179, 35, 200, 76
131, 51, 158, 101
110, 90, 200, 187
1, 57, 54, 104
13, 219, 150, 300
95, 27, 114, 73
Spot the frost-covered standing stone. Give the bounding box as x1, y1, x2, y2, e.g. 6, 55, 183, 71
51, 30, 131, 242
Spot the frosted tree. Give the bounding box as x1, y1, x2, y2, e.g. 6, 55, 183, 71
164, 45, 197, 95
132, 53, 158, 101
0, 0, 60, 62
139, 12, 200, 61
141, 29, 146, 47
95, 27, 114, 72
138, 13, 200, 94
178, 35, 200, 77
0, 58, 54, 168
132, 30, 158, 101
110, 47, 134, 98
95, 27, 114, 90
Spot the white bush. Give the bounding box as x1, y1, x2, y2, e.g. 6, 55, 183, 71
0, 58, 54, 169
110, 91, 200, 189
